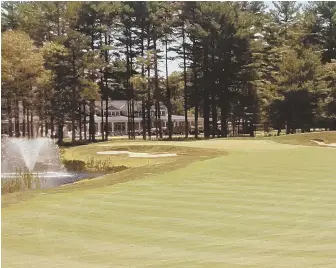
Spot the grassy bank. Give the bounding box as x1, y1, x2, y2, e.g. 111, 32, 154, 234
263, 131, 336, 146
2, 144, 224, 207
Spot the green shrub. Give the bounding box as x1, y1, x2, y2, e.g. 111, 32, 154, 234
62, 157, 127, 173
63, 160, 86, 172
109, 165, 128, 173
85, 157, 127, 173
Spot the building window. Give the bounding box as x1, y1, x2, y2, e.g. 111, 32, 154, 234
161, 111, 166, 116
112, 111, 116, 116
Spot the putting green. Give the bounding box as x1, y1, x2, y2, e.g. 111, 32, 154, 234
2, 138, 336, 268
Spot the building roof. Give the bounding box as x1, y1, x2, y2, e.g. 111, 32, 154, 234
95, 100, 168, 112
94, 115, 142, 122
110, 100, 128, 111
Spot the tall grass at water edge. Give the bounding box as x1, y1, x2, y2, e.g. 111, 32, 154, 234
1, 169, 43, 194
62, 157, 128, 173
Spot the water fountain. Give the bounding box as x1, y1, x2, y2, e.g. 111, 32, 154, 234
1, 137, 88, 189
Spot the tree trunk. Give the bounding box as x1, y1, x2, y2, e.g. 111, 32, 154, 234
27, 107, 30, 139
71, 93, 76, 143
127, 101, 131, 139
40, 121, 44, 137
166, 38, 173, 140
286, 119, 291, 134
100, 81, 104, 141
153, 29, 162, 139
192, 36, 198, 139
89, 100, 95, 142
142, 101, 146, 140
195, 105, 199, 139
45, 119, 48, 137
233, 114, 236, 137
130, 46, 135, 140
51, 116, 54, 139
71, 113, 76, 143
57, 122, 63, 145
220, 93, 228, 137
79, 105, 82, 141
211, 40, 217, 138
71, 52, 77, 143
182, 25, 189, 138
203, 41, 210, 139
147, 71, 151, 138
126, 39, 131, 139
130, 62, 135, 139
8, 99, 13, 137
22, 101, 26, 137
104, 32, 109, 141
15, 99, 20, 137
147, 35, 152, 139
141, 24, 146, 140
105, 95, 108, 141
83, 102, 87, 141
30, 109, 34, 138
89, 20, 96, 143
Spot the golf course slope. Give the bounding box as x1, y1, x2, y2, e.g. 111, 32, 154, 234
2, 135, 336, 268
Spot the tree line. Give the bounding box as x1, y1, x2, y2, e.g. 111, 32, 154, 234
1, 1, 335, 144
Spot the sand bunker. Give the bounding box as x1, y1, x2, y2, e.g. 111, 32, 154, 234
310, 140, 336, 148
97, 151, 177, 158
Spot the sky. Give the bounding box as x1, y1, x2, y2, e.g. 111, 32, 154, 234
161, 1, 308, 76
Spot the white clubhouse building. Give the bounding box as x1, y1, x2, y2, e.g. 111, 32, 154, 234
1, 100, 203, 138
92, 100, 202, 136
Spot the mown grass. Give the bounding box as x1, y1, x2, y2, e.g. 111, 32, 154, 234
2, 134, 336, 267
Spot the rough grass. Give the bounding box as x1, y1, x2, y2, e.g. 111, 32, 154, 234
2, 135, 336, 267
263, 131, 336, 146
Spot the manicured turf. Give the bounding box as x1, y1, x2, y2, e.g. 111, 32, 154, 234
2, 134, 336, 267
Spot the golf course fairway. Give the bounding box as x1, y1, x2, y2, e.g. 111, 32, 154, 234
2, 136, 336, 268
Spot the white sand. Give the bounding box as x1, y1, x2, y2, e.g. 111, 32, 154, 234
97, 151, 177, 158
310, 140, 336, 148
